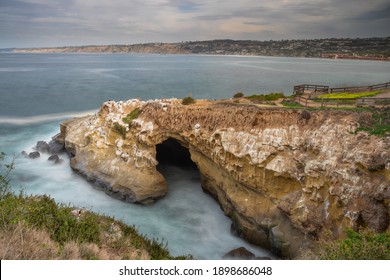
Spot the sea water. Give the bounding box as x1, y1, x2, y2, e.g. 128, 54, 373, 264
1, 53, 389, 259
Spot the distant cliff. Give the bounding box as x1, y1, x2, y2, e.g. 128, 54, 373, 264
60, 98, 390, 258
13, 37, 390, 60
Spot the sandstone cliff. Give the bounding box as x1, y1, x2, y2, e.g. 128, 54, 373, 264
60, 99, 390, 257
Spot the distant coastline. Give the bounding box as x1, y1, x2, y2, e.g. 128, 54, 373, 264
10, 37, 390, 61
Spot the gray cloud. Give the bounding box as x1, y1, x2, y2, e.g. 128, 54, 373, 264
353, 4, 390, 20
0, 0, 389, 48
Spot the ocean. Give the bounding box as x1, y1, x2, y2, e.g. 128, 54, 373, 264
1, 53, 389, 259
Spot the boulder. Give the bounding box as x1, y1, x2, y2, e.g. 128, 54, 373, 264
35, 141, 50, 153
21, 151, 28, 157
300, 110, 311, 120
49, 139, 65, 154
223, 247, 255, 260
55, 158, 64, 164
28, 151, 40, 159
48, 154, 64, 164
48, 155, 59, 161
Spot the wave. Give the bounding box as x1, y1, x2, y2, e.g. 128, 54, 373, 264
0, 68, 42, 72
0, 109, 98, 125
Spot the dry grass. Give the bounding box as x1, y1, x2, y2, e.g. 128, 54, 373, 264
0, 222, 58, 260
0, 221, 152, 260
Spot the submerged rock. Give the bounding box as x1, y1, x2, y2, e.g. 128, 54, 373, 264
48, 154, 64, 164
28, 151, 40, 159
48, 134, 65, 154
35, 141, 50, 153
48, 154, 59, 161
55, 158, 64, 164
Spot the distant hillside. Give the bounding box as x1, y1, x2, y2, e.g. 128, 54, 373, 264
13, 37, 390, 60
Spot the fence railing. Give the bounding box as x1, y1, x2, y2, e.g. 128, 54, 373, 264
295, 82, 390, 95
292, 82, 390, 107
329, 82, 390, 93
293, 84, 329, 95
294, 96, 390, 108
357, 97, 390, 106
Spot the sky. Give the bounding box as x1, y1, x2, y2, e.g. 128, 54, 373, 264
1, 0, 389, 48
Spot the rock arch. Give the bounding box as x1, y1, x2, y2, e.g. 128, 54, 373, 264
62, 99, 390, 258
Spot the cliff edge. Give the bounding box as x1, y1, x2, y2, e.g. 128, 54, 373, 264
60, 99, 390, 257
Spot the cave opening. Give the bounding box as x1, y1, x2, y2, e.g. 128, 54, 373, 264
156, 138, 198, 171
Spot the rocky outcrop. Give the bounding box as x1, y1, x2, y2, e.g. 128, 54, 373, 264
60, 99, 390, 257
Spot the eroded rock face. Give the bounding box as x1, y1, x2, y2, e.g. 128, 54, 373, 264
61, 99, 390, 257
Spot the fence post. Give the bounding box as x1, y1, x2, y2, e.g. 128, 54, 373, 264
305, 98, 308, 107
321, 98, 324, 107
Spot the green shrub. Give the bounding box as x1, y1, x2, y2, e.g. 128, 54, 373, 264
233, 92, 244, 98
123, 108, 142, 125
112, 123, 127, 139
182, 97, 195, 105
318, 228, 390, 260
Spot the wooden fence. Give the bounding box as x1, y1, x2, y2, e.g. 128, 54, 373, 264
330, 82, 390, 93
293, 84, 329, 95
294, 82, 390, 95
294, 96, 390, 108
357, 97, 390, 107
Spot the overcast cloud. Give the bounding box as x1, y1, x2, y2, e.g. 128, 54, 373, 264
0, 0, 389, 48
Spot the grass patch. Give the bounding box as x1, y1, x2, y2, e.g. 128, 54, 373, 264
0, 193, 192, 259
318, 90, 384, 99
355, 108, 390, 137
1, 194, 100, 245
281, 99, 305, 108
318, 228, 390, 260
246, 92, 285, 102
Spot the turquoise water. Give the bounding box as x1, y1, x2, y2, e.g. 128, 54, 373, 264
0, 53, 389, 259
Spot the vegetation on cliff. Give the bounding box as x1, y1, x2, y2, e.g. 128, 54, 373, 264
112, 123, 127, 140
355, 108, 390, 136
123, 108, 142, 126
246, 92, 285, 102
0, 153, 191, 260
318, 229, 390, 260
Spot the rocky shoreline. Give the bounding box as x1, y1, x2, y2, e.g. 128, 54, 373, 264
49, 98, 389, 258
